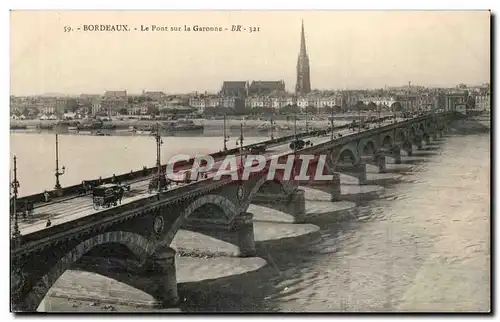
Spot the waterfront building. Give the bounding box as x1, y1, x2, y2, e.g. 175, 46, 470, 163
102, 90, 127, 114
245, 96, 266, 109
91, 98, 102, 116
270, 95, 293, 110
475, 94, 490, 111
142, 90, 167, 102
188, 95, 221, 114
444, 90, 468, 112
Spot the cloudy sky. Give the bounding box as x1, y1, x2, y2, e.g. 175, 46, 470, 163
10, 10, 490, 95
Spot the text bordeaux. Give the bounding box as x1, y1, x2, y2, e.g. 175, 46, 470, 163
83, 24, 130, 32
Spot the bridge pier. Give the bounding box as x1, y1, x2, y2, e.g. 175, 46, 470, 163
403, 144, 413, 157
252, 188, 306, 223
336, 163, 367, 185
424, 135, 431, 146
414, 138, 423, 150
182, 212, 256, 257
392, 146, 402, 164
330, 173, 342, 201
281, 188, 306, 223
232, 212, 256, 257
361, 154, 386, 173
145, 246, 179, 307
300, 173, 341, 202
374, 153, 387, 173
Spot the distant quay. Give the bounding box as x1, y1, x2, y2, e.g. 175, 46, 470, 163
10, 119, 203, 136
9, 117, 353, 137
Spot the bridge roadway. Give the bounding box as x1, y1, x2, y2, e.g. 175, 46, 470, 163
17, 118, 403, 236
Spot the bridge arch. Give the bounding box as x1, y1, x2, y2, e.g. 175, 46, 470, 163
240, 174, 297, 212
160, 194, 238, 250
21, 231, 153, 312
381, 134, 393, 149
359, 139, 377, 156
337, 146, 358, 166
425, 120, 434, 132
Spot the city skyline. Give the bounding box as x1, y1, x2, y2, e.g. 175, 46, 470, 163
10, 11, 490, 96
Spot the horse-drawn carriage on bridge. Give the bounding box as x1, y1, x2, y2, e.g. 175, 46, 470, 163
248, 144, 267, 154
81, 177, 131, 196
92, 183, 125, 210
349, 120, 370, 132
289, 139, 312, 151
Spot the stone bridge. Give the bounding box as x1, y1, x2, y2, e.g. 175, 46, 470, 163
10, 112, 457, 311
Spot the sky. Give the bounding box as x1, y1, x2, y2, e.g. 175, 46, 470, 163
10, 10, 491, 96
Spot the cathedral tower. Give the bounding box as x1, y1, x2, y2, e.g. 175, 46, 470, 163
295, 20, 311, 95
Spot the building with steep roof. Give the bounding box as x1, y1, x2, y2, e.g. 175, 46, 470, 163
220, 81, 248, 98
248, 80, 286, 96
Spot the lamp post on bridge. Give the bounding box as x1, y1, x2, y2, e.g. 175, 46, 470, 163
305, 107, 309, 133
330, 107, 334, 141
408, 81, 413, 117
358, 104, 361, 134
223, 114, 229, 152
238, 122, 244, 152
393, 102, 397, 124
11, 156, 21, 244
154, 123, 163, 193
293, 113, 297, 139
378, 105, 382, 128
236, 123, 246, 173
54, 133, 66, 190
292, 113, 299, 155
270, 114, 274, 140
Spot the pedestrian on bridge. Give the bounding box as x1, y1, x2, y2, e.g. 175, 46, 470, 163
23, 200, 33, 219
43, 190, 51, 203
80, 181, 89, 195
111, 174, 117, 183
46, 219, 51, 227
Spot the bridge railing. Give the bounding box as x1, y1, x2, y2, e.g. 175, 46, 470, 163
15, 174, 236, 252
296, 112, 452, 154
12, 113, 444, 207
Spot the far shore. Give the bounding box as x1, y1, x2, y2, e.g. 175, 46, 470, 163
10, 118, 354, 130
10, 112, 392, 128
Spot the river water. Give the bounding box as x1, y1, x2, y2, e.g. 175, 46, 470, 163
11, 132, 490, 312
9, 132, 269, 197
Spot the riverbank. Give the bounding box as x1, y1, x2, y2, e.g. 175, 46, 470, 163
10, 111, 390, 128
10, 118, 351, 137
11, 118, 351, 130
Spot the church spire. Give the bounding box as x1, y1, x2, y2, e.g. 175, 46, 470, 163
295, 20, 311, 95
300, 19, 307, 56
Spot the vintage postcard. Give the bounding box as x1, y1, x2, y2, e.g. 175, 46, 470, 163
9, 10, 491, 313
